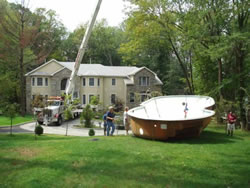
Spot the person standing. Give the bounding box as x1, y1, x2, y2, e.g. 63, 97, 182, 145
102, 111, 108, 136
123, 107, 130, 135
107, 106, 115, 136
227, 110, 237, 136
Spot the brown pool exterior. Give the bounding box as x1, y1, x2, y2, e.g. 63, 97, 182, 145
129, 116, 212, 140
129, 102, 215, 141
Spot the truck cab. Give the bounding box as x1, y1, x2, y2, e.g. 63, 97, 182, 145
37, 96, 64, 126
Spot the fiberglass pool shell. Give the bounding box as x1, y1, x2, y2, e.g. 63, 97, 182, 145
127, 95, 215, 140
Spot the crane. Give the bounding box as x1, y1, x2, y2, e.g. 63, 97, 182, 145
65, 0, 103, 96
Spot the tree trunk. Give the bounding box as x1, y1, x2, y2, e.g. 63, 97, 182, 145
10, 118, 13, 135
20, 47, 25, 116
189, 51, 195, 94
168, 37, 194, 94
237, 51, 247, 130
19, 6, 26, 116
218, 58, 223, 100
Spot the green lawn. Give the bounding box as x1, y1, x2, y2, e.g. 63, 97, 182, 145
0, 115, 34, 127
0, 123, 250, 188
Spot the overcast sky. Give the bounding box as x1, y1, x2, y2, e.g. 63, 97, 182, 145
8, 0, 130, 31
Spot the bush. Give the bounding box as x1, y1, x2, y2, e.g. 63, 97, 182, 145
81, 104, 94, 128
35, 125, 44, 135
88, 128, 95, 136
32, 95, 45, 108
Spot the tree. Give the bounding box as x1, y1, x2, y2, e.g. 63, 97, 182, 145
0, 74, 17, 111
120, 0, 192, 94
62, 19, 124, 66
123, 0, 249, 129
31, 95, 45, 109
63, 94, 73, 136
183, 0, 249, 128
81, 104, 94, 128
0, 0, 66, 115
4, 103, 18, 135
64, 106, 72, 136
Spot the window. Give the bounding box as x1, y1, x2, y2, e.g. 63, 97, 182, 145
89, 78, 94, 86
61, 78, 68, 90
112, 78, 116, 86
45, 78, 48, 86
130, 93, 135, 103
45, 95, 48, 100
111, 94, 116, 104
37, 78, 43, 86
32, 78, 35, 86
82, 78, 86, 86
139, 76, 149, 86
98, 78, 100, 86
32, 95, 35, 100
83, 95, 86, 104
89, 94, 94, 103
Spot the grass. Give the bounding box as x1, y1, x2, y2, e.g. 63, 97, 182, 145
0, 123, 250, 187
0, 115, 34, 127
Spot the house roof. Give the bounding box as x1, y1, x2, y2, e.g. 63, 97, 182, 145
25, 59, 163, 85
57, 62, 141, 77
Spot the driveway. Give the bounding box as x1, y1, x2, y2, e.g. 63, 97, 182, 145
0, 125, 33, 134
17, 118, 132, 136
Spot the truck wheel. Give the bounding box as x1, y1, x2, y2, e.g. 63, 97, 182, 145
38, 121, 43, 125
57, 116, 62, 126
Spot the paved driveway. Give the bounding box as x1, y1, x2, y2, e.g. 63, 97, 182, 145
0, 125, 32, 134
17, 118, 131, 136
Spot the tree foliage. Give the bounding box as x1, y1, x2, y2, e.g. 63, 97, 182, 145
81, 104, 94, 128
62, 19, 125, 66
122, 0, 249, 129
0, 0, 66, 115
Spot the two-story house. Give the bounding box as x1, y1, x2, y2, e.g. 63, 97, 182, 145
25, 59, 162, 112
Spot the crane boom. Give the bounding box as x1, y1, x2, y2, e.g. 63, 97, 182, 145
66, 0, 103, 96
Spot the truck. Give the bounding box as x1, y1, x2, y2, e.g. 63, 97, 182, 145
36, 0, 103, 126
37, 96, 81, 125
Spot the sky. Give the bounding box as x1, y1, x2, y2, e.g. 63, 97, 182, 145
8, 0, 130, 31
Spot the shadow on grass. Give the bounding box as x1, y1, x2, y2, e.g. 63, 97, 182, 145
169, 130, 244, 144
131, 129, 242, 145
0, 134, 84, 143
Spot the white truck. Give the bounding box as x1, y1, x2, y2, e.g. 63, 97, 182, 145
37, 96, 81, 125
36, 0, 102, 126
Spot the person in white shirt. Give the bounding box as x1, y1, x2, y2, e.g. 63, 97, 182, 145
123, 107, 130, 135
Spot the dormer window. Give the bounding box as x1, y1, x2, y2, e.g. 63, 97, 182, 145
37, 78, 43, 86
139, 76, 149, 86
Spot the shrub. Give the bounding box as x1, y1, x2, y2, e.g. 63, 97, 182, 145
35, 125, 44, 135
32, 95, 45, 108
81, 104, 94, 128
88, 128, 95, 136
